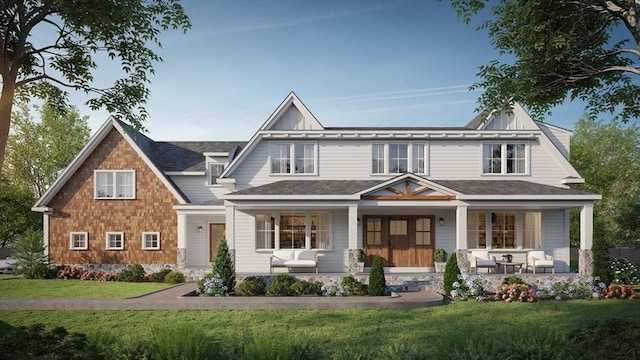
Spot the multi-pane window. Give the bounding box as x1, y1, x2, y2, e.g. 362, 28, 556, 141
468, 211, 542, 249
209, 164, 224, 185
415, 217, 432, 245
70, 232, 88, 250
491, 212, 517, 249
142, 232, 160, 250
366, 217, 382, 245
106, 232, 124, 250
256, 212, 330, 250
467, 212, 487, 249
483, 143, 527, 174
95, 170, 135, 199
389, 219, 407, 235
371, 142, 427, 174
270, 142, 316, 174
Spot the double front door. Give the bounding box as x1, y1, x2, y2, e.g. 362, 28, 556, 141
363, 215, 435, 267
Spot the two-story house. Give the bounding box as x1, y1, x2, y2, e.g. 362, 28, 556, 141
33, 92, 600, 276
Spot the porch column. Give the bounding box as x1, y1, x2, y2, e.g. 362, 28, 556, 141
43, 213, 50, 258
177, 213, 187, 268
579, 204, 594, 276
225, 204, 236, 267
455, 205, 470, 273
347, 205, 359, 274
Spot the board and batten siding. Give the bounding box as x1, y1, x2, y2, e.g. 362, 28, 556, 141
542, 209, 570, 272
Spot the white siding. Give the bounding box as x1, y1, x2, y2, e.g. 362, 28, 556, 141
170, 175, 230, 203
184, 214, 226, 267
543, 209, 570, 272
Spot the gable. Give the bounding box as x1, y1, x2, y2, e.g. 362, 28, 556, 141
260, 92, 323, 131
359, 174, 458, 201
482, 103, 539, 131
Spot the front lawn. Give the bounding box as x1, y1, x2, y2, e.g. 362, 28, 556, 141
1, 300, 638, 359
0, 277, 170, 298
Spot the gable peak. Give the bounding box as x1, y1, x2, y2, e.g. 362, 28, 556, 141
261, 92, 324, 131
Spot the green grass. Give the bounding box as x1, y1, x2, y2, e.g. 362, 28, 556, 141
0, 277, 170, 298
1, 300, 638, 358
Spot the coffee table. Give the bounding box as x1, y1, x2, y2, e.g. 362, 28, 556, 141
496, 261, 523, 274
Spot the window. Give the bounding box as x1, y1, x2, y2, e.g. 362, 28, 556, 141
70, 232, 88, 250
255, 211, 331, 250
371, 142, 427, 174
467, 212, 487, 249
415, 217, 432, 245
468, 211, 542, 249
389, 219, 407, 235
208, 164, 224, 185
522, 212, 541, 249
142, 232, 160, 250
482, 143, 527, 174
106, 232, 124, 250
95, 170, 135, 199
492, 212, 517, 249
365, 217, 382, 245
256, 214, 275, 249
270, 142, 316, 174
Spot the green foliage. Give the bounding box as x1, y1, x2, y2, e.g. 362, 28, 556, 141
503, 275, 524, 285
357, 248, 366, 262
0, 177, 41, 248
341, 275, 368, 296
236, 276, 267, 296
118, 264, 146, 282
241, 336, 319, 360
145, 324, 223, 360
12, 229, 51, 279
434, 248, 448, 262
443, 251, 461, 295
291, 280, 323, 296
368, 255, 386, 296
0, 323, 95, 359
592, 237, 611, 284
609, 257, 640, 285
449, 1, 640, 122
266, 274, 297, 296
568, 318, 640, 358
164, 270, 185, 284
212, 235, 236, 292
148, 268, 172, 283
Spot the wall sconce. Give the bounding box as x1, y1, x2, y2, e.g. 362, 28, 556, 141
439, 217, 445, 226
197, 226, 204, 233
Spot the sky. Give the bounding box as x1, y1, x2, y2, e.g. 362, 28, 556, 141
67, 0, 591, 141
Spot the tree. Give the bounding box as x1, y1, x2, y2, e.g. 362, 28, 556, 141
12, 228, 51, 279
0, 1, 191, 170
368, 255, 386, 296
212, 235, 236, 293
449, 1, 640, 121
6, 101, 90, 197
569, 116, 640, 247
0, 177, 41, 248
443, 251, 461, 296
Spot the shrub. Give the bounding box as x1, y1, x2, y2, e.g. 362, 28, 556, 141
321, 280, 342, 297
569, 318, 640, 358
443, 251, 461, 296
12, 229, 50, 279
292, 280, 323, 296
198, 273, 228, 296
266, 274, 297, 296
592, 237, 610, 284
212, 235, 236, 293
357, 248, 366, 262
538, 276, 603, 300
503, 275, 525, 285
450, 274, 488, 301
609, 257, 640, 285
118, 264, 146, 282
495, 283, 539, 302
341, 275, 368, 296
164, 270, 185, 284
0, 323, 95, 359
236, 276, 267, 296
57, 266, 84, 280
368, 255, 386, 296
434, 248, 448, 262
242, 336, 319, 360
148, 269, 172, 283
602, 284, 638, 299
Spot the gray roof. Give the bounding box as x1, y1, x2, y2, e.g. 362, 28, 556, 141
433, 180, 596, 196
152, 141, 246, 172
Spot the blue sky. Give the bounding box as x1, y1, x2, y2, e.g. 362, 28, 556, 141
71, 0, 590, 140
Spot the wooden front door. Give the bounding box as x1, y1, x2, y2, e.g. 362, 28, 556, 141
209, 223, 225, 262
364, 215, 435, 267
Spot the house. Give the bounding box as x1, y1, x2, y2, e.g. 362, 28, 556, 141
33, 92, 600, 277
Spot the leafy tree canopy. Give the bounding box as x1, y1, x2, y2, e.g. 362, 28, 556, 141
0, 0, 191, 169
0, 178, 41, 248
449, 0, 640, 121
6, 100, 90, 197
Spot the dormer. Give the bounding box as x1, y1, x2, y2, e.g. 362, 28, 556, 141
204, 145, 242, 187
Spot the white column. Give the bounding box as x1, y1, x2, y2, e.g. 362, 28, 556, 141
348, 205, 358, 249
456, 205, 468, 250
225, 204, 236, 249
177, 213, 187, 249
43, 213, 50, 257
580, 204, 594, 250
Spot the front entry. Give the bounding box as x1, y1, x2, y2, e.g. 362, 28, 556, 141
209, 223, 226, 262
363, 215, 434, 267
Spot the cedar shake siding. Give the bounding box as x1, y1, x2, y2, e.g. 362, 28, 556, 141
48, 129, 179, 265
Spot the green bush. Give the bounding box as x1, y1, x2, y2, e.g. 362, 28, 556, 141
503, 275, 525, 285
368, 255, 386, 296
592, 237, 610, 284
164, 270, 185, 284
443, 251, 461, 296
242, 336, 319, 360
341, 275, 368, 296
236, 276, 267, 296
148, 269, 172, 283
12, 229, 51, 279
118, 264, 146, 282
212, 235, 236, 293
266, 274, 297, 296
434, 248, 448, 262
0, 323, 96, 359
608, 257, 640, 285
569, 318, 640, 358
291, 280, 323, 296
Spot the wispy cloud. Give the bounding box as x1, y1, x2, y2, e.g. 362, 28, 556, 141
309, 85, 477, 104
330, 99, 477, 116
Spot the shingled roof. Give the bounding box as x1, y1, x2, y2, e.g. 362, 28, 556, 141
229, 180, 384, 196
434, 180, 596, 196
152, 141, 246, 172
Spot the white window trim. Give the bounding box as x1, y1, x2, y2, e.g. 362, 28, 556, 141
481, 142, 530, 176
142, 232, 161, 250
207, 163, 226, 186
106, 232, 125, 250
255, 211, 332, 251
467, 210, 542, 250
370, 141, 429, 175
94, 170, 136, 199
268, 141, 318, 176
69, 232, 88, 250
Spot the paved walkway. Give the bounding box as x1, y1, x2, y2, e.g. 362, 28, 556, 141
0, 282, 444, 310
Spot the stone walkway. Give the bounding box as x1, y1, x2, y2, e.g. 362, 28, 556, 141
0, 282, 444, 310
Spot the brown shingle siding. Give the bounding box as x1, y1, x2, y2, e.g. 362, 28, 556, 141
48, 129, 179, 265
